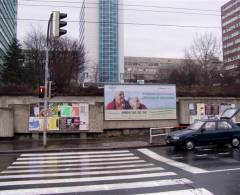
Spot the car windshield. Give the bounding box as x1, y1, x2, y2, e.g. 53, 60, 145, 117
188, 120, 205, 130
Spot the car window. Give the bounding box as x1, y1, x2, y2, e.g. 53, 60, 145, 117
188, 120, 205, 130
218, 121, 232, 130
203, 122, 216, 131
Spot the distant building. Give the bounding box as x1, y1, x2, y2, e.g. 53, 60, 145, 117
124, 56, 184, 83
79, 0, 124, 83
0, 0, 18, 66
221, 0, 240, 73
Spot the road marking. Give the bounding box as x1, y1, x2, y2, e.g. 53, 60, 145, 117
0, 178, 192, 195
8, 160, 146, 169
195, 154, 208, 157
202, 148, 213, 151
218, 152, 230, 155
2, 163, 155, 174
171, 156, 184, 160
0, 167, 164, 179
13, 156, 139, 165
134, 188, 213, 195
138, 149, 208, 174
0, 172, 177, 187
18, 153, 134, 161
20, 150, 130, 157
208, 167, 240, 173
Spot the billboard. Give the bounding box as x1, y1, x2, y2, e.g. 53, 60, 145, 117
104, 85, 176, 120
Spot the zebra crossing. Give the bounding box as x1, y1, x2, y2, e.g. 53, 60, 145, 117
0, 150, 213, 195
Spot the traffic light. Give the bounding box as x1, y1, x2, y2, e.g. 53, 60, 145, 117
39, 86, 45, 98
48, 81, 57, 98
53, 11, 67, 37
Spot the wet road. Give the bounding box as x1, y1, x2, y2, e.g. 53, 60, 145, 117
0, 146, 240, 194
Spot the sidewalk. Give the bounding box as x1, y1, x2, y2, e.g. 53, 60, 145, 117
0, 135, 166, 153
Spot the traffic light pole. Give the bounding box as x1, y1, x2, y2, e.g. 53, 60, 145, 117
43, 13, 53, 147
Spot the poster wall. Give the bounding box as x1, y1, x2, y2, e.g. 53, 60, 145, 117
188, 103, 236, 124
104, 85, 176, 120
29, 103, 89, 131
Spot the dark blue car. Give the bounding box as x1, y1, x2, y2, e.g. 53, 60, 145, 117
166, 108, 240, 150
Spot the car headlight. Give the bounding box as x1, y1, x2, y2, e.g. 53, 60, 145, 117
172, 136, 180, 140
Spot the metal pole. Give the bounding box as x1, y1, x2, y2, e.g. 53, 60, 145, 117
43, 47, 49, 147
43, 13, 53, 147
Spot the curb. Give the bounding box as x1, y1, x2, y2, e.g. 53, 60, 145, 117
0, 143, 167, 154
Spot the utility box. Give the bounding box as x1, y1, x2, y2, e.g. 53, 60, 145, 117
0, 108, 14, 137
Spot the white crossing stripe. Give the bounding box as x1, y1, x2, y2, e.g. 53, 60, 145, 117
218, 152, 230, 155
138, 149, 208, 174
18, 153, 134, 161
8, 160, 146, 169
0, 172, 177, 187
0, 178, 192, 195
0, 167, 164, 179
171, 156, 184, 160
2, 163, 155, 174
13, 156, 139, 164
195, 154, 208, 157
134, 188, 213, 195
20, 150, 130, 157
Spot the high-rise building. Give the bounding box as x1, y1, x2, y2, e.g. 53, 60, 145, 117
221, 0, 240, 72
0, 0, 18, 66
79, 0, 124, 83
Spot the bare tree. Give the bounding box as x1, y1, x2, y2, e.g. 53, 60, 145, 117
49, 37, 85, 91
23, 27, 46, 88
168, 60, 200, 87
184, 32, 222, 86
23, 28, 85, 91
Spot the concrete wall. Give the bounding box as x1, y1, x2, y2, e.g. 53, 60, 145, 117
0, 96, 240, 136
0, 108, 13, 137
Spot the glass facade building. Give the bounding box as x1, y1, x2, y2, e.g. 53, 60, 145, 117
0, 0, 18, 66
79, 0, 123, 83
99, 0, 119, 82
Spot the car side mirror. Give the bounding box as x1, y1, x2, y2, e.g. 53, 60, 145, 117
201, 128, 206, 133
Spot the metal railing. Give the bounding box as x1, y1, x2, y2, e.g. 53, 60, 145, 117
149, 125, 187, 144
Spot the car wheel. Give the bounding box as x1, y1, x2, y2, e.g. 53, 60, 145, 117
231, 138, 240, 148
185, 140, 195, 151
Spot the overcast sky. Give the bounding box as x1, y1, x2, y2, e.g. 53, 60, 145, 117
17, 0, 229, 59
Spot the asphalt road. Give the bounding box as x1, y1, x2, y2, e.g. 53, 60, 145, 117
0, 146, 240, 194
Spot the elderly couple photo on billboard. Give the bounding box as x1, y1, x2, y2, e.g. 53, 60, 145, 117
106, 91, 147, 110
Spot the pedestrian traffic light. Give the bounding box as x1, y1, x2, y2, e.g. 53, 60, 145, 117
48, 81, 57, 98
53, 11, 67, 37
39, 86, 45, 98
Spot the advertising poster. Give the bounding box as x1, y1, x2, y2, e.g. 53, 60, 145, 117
30, 104, 40, 117
79, 104, 89, 130
49, 103, 59, 117
72, 106, 80, 117
48, 117, 59, 130
60, 104, 72, 117
29, 103, 89, 131
188, 103, 237, 124
29, 117, 40, 131
59, 117, 80, 130
104, 85, 176, 120
197, 103, 205, 118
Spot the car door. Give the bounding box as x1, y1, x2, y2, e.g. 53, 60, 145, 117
216, 121, 234, 144
196, 121, 217, 145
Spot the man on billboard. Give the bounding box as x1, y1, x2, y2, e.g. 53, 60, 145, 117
106, 91, 131, 110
